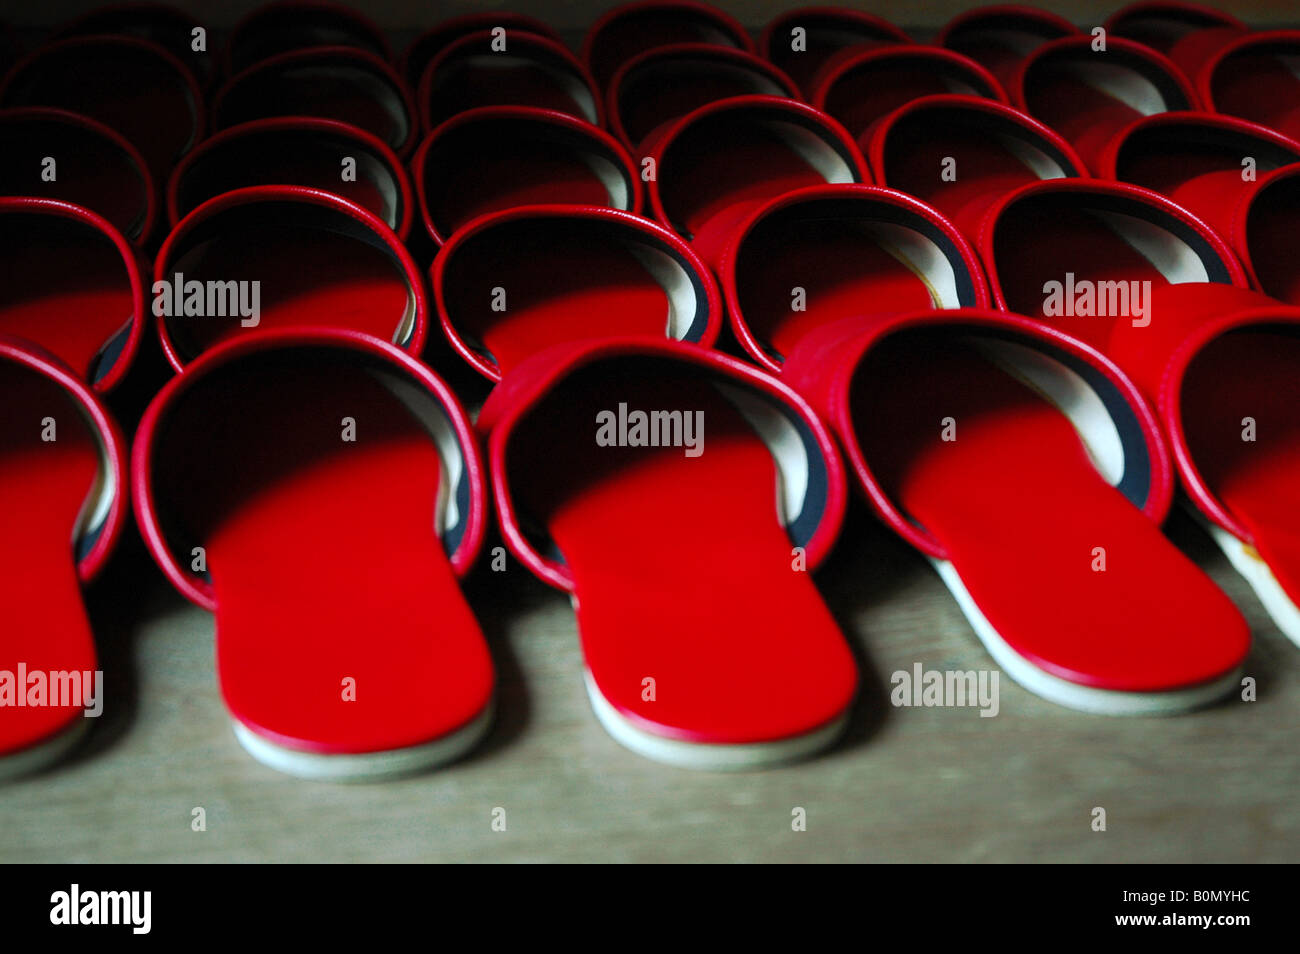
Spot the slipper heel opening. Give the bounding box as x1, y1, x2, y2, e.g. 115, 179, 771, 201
402, 14, 563, 91
1019, 38, 1196, 168
1106, 116, 1300, 239
226, 2, 390, 75
0, 109, 155, 245
416, 110, 639, 245
651, 98, 866, 254
419, 33, 600, 132
940, 7, 1081, 89
0, 37, 204, 182
725, 187, 984, 369
762, 10, 909, 96
436, 210, 717, 380
585, 2, 754, 93
170, 120, 412, 239
1243, 171, 1300, 305
1203, 33, 1300, 141
988, 185, 1233, 349
0, 203, 142, 390
214, 49, 414, 159
815, 48, 1007, 142
872, 99, 1084, 234
610, 46, 796, 150
156, 190, 422, 369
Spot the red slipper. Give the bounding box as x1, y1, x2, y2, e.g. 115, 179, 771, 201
937, 4, 1081, 92
1107, 1, 1248, 88
0, 35, 204, 183
715, 183, 990, 371
644, 95, 869, 263
401, 13, 563, 91
417, 31, 601, 134
1231, 163, 1300, 305
154, 185, 426, 372
413, 106, 640, 247
809, 45, 1008, 143
0, 336, 127, 778
978, 179, 1300, 643
1098, 113, 1300, 240
479, 336, 855, 767
784, 309, 1249, 712
1013, 35, 1198, 172
583, 1, 754, 93
0, 198, 145, 392
864, 93, 1089, 239
133, 329, 492, 779
1200, 32, 1300, 147
607, 43, 798, 151
433, 206, 721, 381
223, 0, 391, 77
977, 178, 1244, 352
758, 7, 909, 99
166, 117, 413, 241
0, 106, 157, 246
1104, 296, 1300, 647
55, 2, 211, 92
212, 47, 416, 159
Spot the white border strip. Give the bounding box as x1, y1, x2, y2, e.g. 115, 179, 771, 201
231, 700, 494, 781
930, 557, 1243, 714
584, 670, 848, 770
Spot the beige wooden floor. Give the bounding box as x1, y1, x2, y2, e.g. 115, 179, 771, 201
3, 499, 1297, 863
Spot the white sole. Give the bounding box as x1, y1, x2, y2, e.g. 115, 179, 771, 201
1201, 519, 1300, 649
583, 669, 849, 770
0, 716, 90, 782
930, 558, 1243, 715
231, 700, 495, 781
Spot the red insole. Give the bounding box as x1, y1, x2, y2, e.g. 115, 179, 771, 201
157, 362, 492, 753
168, 223, 410, 358
1182, 331, 1300, 607
852, 334, 1247, 690
734, 218, 936, 359
883, 128, 1054, 236
424, 58, 591, 128
992, 204, 1173, 349
512, 372, 857, 743
0, 368, 98, 753
425, 130, 614, 238
0, 215, 134, 382
1245, 184, 1300, 305
444, 224, 675, 373
1211, 53, 1300, 140
1026, 72, 1152, 169
0, 119, 150, 240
